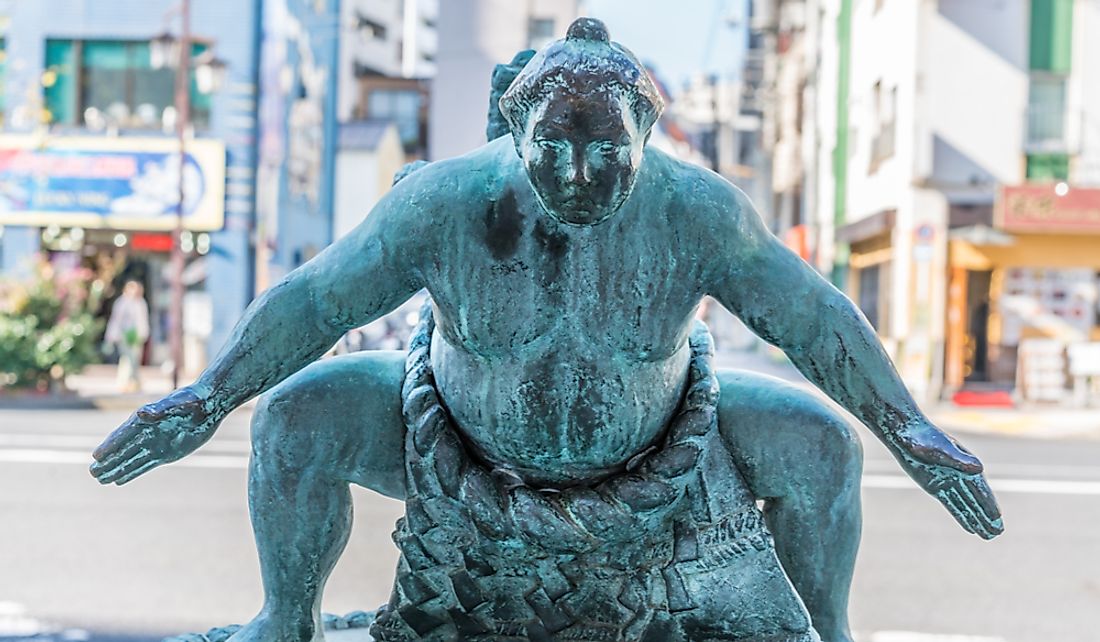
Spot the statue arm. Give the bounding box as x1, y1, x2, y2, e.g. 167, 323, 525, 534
192, 201, 425, 421
704, 178, 1003, 538
91, 168, 435, 485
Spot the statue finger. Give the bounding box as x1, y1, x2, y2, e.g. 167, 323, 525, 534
95, 448, 152, 485
93, 413, 158, 459
938, 486, 978, 536
114, 459, 162, 486
91, 435, 146, 472
912, 434, 983, 475
945, 483, 999, 539
961, 477, 1004, 539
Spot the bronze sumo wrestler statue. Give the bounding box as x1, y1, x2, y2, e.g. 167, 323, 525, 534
92, 18, 1002, 642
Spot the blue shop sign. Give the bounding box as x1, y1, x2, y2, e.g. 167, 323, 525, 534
0, 135, 225, 231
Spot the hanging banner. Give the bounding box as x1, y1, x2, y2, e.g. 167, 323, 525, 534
0, 134, 225, 231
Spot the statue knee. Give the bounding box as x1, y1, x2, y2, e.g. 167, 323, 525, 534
802, 403, 863, 490
251, 382, 324, 466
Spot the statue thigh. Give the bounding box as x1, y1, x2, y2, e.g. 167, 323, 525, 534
251, 350, 408, 500
716, 370, 863, 504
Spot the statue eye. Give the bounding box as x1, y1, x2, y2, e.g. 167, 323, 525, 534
591, 141, 618, 154
534, 138, 566, 150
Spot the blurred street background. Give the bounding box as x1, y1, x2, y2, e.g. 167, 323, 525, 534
0, 0, 1098, 641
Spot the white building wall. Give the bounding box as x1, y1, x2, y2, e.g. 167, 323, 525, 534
338, 0, 439, 122
1072, 0, 1100, 185
811, 0, 838, 274
918, 0, 1029, 195
430, 0, 579, 160
403, 0, 440, 78
842, 0, 1039, 396
333, 127, 405, 240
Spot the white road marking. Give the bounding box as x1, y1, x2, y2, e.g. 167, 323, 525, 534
3, 446, 1100, 496
0, 448, 249, 469
870, 632, 1006, 642
0, 601, 89, 640
0, 433, 251, 453
864, 459, 1100, 480
862, 473, 1100, 496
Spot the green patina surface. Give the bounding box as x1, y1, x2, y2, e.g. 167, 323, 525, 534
93, 18, 1001, 642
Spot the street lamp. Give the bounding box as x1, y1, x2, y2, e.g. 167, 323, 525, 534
193, 50, 228, 95
150, 0, 226, 389
149, 30, 180, 71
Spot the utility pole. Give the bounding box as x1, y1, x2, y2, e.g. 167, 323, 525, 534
170, 0, 191, 389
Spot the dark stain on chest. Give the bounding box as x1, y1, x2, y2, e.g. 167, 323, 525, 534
484, 190, 524, 261
533, 218, 569, 280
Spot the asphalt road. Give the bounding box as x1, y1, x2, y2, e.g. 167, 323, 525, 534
0, 405, 1098, 642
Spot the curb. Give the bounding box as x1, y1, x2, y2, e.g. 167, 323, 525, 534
929, 407, 1100, 441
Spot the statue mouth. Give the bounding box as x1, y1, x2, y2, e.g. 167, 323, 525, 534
544, 202, 617, 226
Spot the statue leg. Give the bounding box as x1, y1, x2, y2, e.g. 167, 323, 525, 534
228, 351, 407, 642
717, 370, 862, 642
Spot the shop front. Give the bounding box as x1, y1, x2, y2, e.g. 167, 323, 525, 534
0, 134, 225, 372
945, 184, 1100, 404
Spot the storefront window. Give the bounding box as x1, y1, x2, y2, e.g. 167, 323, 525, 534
44, 39, 210, 130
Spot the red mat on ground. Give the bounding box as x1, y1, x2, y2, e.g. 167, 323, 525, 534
952, 389, 1015, 407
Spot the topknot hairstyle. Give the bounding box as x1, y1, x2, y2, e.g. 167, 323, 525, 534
499, 18, 665, 137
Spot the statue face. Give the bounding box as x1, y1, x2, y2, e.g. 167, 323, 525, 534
518, 87, 646, 226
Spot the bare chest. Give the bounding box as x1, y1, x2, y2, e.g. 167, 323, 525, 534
425, 191, 706, 359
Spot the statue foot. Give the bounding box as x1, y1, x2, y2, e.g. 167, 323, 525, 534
223, 612, 324, 642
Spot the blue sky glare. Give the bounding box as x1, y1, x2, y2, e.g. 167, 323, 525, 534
583, 0, 747, 92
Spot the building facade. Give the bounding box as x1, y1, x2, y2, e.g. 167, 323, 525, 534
429, 0, 580, 160
0, 0, 341, 373
751, 0, 1100, 402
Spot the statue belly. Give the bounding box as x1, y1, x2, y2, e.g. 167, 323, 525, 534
431, 331, 692, 485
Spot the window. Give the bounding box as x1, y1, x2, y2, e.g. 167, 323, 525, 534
856, 261, 891, 332
44, 39, 210, 130
1026, 153, 1069, 181
367, 88, 421, 148
528, 18, 556, 50
1026, 0, 1071, 153
1027, 75, 1067, 149
869, 81, 896, 170
357, 14, 387, 40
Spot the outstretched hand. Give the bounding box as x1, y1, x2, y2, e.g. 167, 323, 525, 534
90, 387, 219, 485
891, 423, 1004, 540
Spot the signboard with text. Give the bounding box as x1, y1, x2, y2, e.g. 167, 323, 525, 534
0, 135, 225, 231
997, 184, 1100, 234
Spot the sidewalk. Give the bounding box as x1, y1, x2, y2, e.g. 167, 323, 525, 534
0, 365, 173, 410
9, 357, 1100, 441
715, 348, 1100, 441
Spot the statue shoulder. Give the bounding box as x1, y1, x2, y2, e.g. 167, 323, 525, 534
384, 144, 508, 220
649, 151, 756, 233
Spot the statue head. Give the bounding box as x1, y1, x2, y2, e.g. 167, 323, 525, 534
500, 18, 664, 226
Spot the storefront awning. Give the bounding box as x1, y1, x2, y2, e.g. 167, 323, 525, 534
950, 229, 1100, 270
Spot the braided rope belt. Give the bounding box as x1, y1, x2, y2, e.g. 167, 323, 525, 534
372, 304, 819, 642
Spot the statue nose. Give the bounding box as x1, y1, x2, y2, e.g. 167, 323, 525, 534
570, 155, 592, 186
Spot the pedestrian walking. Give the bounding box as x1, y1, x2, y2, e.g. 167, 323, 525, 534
104, 280, 150, 393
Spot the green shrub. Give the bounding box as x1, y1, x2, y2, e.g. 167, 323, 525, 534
0, 258, 104, 390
